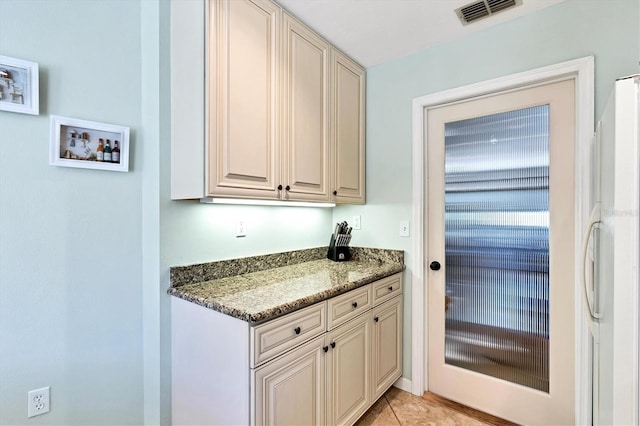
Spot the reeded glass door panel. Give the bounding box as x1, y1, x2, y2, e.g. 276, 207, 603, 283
443, 105, 550, 392
427, 79, 575, 425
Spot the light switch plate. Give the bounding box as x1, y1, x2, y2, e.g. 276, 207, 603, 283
353, 215, 361, 230
236, 220, 246, 237
399, 221, 410, 237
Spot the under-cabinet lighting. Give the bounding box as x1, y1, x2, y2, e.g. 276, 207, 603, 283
200, 197, 336, 208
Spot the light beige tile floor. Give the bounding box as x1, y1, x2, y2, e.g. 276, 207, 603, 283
356, 387, 513, 426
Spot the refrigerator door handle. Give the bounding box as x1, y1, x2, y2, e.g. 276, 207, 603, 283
581, 203, 602, 338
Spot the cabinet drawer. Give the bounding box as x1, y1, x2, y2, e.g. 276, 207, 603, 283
327, 285, 372, 330
251, 302, 326, 368
372, 273, 402, 306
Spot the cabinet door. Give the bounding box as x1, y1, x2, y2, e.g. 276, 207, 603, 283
252, 335, 326, 426
209, 0, 281, 198
326, 313, 371, 426
330, 49, 366, 204
371, 296, 403, 401
282, 13, 330, 201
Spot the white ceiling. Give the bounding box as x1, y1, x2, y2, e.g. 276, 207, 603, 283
275, 0, 566, 67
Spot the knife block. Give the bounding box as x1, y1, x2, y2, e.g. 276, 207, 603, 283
327, 234, 351, 262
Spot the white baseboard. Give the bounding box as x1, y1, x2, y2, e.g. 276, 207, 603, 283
393, 377, 413, 394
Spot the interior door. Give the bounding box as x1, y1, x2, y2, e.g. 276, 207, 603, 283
426, 79, 576, 425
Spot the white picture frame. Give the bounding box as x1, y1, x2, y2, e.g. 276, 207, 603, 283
49, 115, 130, 172
0, 55, 39, 115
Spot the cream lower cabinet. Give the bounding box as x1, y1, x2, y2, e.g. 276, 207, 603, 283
326, 312, 371, 426
254, 311, 385, 426
252, 274, 402, 426
252, 335, 327, 425
252, 313, 373, 426
171, 273, 402, 426
371, 296, 403, 402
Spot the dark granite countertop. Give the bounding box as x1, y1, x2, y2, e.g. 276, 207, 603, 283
168, 247, 404, 324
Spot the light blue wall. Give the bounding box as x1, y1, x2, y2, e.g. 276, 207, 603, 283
160, 203, 332, 266
334, 0, 640, 380
0, 0, 144, 424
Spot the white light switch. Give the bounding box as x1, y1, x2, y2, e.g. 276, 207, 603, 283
353, 215, 361, 230
399, 221, 410, 237
236, 220, 246, 237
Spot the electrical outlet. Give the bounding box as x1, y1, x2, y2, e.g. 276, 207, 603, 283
399, 221, 410, 237
236, 220, 246, 237
28, 387, 50, 417
353, 215, 361, 230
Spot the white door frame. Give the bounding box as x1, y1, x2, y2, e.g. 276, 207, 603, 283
410, 56, 594, 424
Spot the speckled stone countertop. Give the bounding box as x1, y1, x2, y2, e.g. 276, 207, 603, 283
168, 247, 404, 324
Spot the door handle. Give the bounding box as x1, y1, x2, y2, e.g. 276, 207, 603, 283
429, 261, 441, 271
581, 203, 602, 341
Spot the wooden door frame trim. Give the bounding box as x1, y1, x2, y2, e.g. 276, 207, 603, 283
410, 56, 594, 424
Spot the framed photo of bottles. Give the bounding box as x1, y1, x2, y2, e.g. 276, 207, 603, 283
49, 115, 130, 172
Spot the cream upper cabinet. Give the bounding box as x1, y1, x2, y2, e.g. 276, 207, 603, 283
208, 0, 281, 199
282, 13, 331, 202
330, 49, 366, 204
170, 0, 366, 204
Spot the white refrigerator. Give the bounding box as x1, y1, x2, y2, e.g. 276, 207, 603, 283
585, 75, 640, 425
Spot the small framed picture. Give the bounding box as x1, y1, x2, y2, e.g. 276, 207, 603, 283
0, 55, 39, 115
49, 115, 130, 172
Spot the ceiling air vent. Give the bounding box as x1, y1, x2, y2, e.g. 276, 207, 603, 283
456, 0, 523, 25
